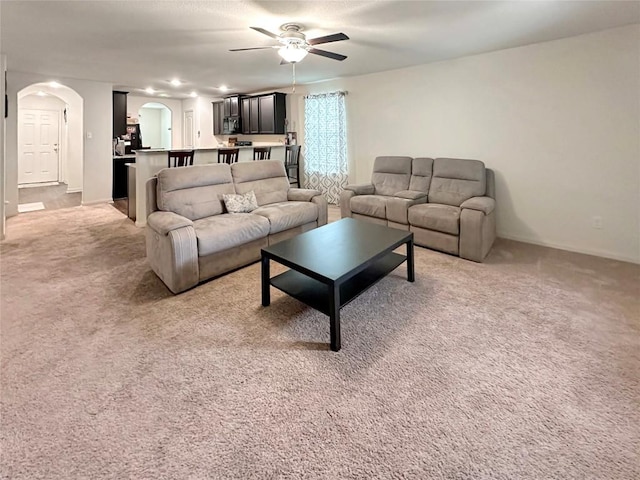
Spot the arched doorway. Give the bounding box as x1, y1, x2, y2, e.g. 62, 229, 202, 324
138, 102, 172, 149
16, 82, 83, 211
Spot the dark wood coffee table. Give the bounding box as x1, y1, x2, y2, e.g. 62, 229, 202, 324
261, 218, 414, 351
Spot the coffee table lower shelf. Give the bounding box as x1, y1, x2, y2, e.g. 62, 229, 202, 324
270, 251, 406, 316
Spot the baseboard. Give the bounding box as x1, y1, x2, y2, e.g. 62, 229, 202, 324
81, 198, 113, 206
497, 232, 639, 265
66, 187, 82, 194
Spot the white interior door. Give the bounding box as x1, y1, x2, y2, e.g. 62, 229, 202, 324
18, 109, 60, 184
183, 110, 194, 148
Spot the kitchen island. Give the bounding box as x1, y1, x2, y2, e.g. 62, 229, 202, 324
132, 144, 285, 226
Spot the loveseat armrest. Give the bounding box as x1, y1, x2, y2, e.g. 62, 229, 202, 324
288, 188, 323, 202
460, 196, 496, 215
387, 196, 428, 225
147, 211, 194, 236
344, 183, 375, 195
395, 190, 428, 201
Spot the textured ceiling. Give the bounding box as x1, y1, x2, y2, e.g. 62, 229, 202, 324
1, 1, 638, 98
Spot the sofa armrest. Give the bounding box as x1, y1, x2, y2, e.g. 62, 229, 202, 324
395, 190, 428, 201
147, 211, 194, 236
344, 183, 375, 195
288, 188, 323, 202
387, 196, 428, 225
460, 196, 496, 215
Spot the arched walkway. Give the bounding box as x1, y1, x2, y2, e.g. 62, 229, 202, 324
138, 102, 172, 150
17, 83, 84, 197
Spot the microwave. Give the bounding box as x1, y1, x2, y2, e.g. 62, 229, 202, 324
223, 116, 242, 135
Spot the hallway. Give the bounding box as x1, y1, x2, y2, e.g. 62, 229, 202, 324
17, 183, 81, 212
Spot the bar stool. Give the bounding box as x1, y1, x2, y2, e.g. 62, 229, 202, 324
253, 146, 271, 160
284, 145, 301, 187
218, 148, 239, 164
168, 150, 195, 168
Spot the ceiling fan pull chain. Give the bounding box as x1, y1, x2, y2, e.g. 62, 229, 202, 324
292, 62, 296, 93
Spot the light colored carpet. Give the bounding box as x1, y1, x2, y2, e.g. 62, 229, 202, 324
1, 204, 639, 479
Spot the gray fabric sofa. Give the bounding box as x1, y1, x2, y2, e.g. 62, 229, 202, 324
146, 160, 328, 293
340, 156, 496, 262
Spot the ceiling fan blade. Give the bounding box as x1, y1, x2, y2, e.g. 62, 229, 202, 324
308, 48, 347, 61
229, 47, 276, 51
308, 33, 349, 46
250, 26, 279, 39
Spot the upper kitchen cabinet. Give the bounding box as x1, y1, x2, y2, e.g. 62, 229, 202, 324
240, 92, 286, 135
223, 95, 241, 117
113, 91, 128, 139
259, 93, 286, 134
212, 101, 223, 135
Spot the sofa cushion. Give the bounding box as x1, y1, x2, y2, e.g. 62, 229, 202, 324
157, 164, 234, 221
193, 213, 270, 256
252, 201, 319, 234
371, 156, 412, 196
408, 203, 461, 235
409, 157, 434, 193
231, 160, 290, 206
428, 158, 486, 207
350, 195, 388, 220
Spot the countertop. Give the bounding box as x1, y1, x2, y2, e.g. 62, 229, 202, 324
113, 154, 136, 159
135, 143, 285, 154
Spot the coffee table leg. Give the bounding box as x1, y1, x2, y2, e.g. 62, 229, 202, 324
407, 239, 415, 282
329, 282, 341, 351
261, 254, 270, 307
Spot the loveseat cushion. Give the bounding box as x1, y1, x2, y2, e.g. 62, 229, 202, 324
231, 160, 290, 206
252, 201, 319, 234
156, 164, 234, 221
408, 204, 461, 235
350, 195, 388, 220
372, 156, 412, 196
428, 158, 486, 207
193, 213, 270, 256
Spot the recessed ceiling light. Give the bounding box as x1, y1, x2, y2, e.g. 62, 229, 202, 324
219, 85, 229, 92
190, 91, 197, 98
170, 79, 182, 87
145, 87, 155, 95
158, 93, 169, 97
49, 81, 61, 88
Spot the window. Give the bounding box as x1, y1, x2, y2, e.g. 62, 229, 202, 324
303, 91, 347, 204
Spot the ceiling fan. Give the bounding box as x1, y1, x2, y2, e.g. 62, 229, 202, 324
230, 23, 349, 64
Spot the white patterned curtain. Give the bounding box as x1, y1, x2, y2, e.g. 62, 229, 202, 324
303, 91, 348, 204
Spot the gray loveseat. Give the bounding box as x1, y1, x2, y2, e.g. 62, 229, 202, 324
340, 156, 496, 262
146, 160, 328, 293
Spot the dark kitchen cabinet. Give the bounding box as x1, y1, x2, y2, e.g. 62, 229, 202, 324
259, 93, 286, 134
112, 91, 128, 139
223, 95, 241, 117
112, 155, 135, 199
239, 92, 286, 135
249, 97, 260, 134
241, 98, 250, 134
212, 101, 223, 135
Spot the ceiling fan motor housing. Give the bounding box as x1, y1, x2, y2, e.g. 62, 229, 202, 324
279, 24, 307, 46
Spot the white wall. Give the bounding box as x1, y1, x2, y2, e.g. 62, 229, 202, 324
127, 96, 182, 149
138, 107, 162, 148
1, 54, 6, 240
160, 108, 171, 149
292, 25, 640, 264
6, 72, 112, 213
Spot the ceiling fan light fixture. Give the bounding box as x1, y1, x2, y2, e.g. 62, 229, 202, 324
278, 44, 308, 63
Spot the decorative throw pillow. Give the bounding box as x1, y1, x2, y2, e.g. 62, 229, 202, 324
222, 191, 259, 213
